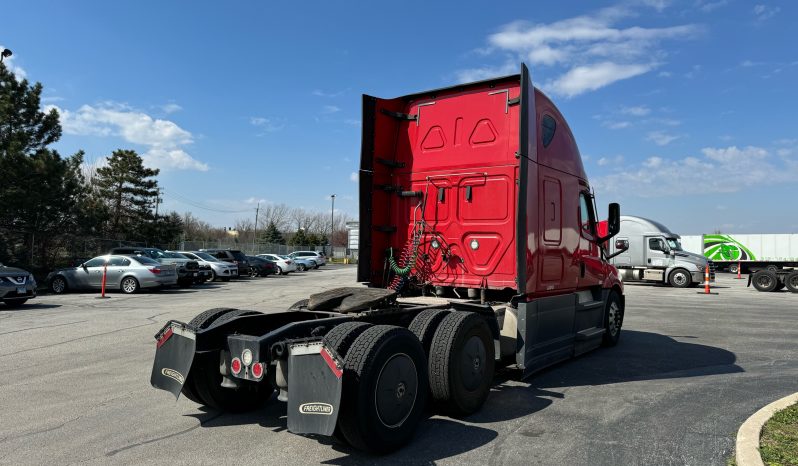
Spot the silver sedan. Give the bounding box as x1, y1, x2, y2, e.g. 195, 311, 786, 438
47, 255, 178, 294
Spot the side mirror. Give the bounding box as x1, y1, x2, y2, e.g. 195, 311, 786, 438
596, 202, 620, 243
81, 263, 88, 270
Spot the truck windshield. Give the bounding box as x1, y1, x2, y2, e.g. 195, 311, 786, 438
666, 238, 683, 251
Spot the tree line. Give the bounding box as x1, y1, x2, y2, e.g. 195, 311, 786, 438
0, 62, 351, 276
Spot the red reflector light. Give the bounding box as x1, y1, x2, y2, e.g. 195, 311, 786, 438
231, 357, 242, 375
156, 327, 173, 348
251, 362, 264, 379
149, 267, 162, 274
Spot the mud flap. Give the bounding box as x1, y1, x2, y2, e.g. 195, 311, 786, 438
150, 321, 196, 399
287, 341, 342, 436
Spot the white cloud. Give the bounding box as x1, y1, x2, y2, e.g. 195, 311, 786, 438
321, 105, 341, 114
349, 172, 358, 183
51, 102, 207, 171
620, 105, 651, 116
658, 71, 673, 78
597, 155, 624, 166
604, 121, 631, 130
646, 130, 681, 146
250, 116, 285, 133
161, 103, 182, 114
458, 6, 700, 96
753, 4, 780, 21
312, 89, 347, 98
592, 145, 798, 197
701, 145, 767, 162
546, 62, 653, 97
695, 0, 728, 13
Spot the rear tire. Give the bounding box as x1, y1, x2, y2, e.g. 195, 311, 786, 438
766, 264, 779, 273
409, 309, 451, 357
323, 321, 372, 359
428, 312, 494, 416
182, 308, 239, 403
785, 271, 798, 293
668, 268, 691, 288
298, 264, 307, 272
121, 276, 140, 294
752, 271, 778, 292
337, 325, 428, 454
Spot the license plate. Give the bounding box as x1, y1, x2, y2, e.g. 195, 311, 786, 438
17, 286, 26, 294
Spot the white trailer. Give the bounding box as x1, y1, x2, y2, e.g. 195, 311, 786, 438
679, 234, 798, 273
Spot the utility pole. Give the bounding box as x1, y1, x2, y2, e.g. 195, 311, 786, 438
330, 194, 336, 257
154, 188, 162, 218
253, 202, 260, 254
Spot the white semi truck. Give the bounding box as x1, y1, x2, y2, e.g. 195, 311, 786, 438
607, 216, 714, 288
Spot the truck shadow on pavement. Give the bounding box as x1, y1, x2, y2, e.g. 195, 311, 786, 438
193, 330, 741, 463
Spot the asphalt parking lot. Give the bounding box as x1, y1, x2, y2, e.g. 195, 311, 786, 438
1, 268, 796, 465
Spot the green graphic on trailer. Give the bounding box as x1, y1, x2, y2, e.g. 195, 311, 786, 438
703, 234, 756, 261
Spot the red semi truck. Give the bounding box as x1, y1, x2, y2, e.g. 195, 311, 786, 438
150, 64, 626, 453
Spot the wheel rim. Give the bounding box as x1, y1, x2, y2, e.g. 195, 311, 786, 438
789, 275, 798, 289
277, 267, 283, 275
122, 278, 136, 293
374, 353, 418, 428
459, 335, 487, 391
673, 272, 688, 286
608, 302, 620, 336
758, 275, 773, 288
52, 278, 65, 293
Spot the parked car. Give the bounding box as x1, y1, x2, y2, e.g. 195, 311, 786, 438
279, 254, 315, 272
289, 251, 326, 267
247, 256, 278, 277
47, 255, 177, 294
256, 254, 297, 274
0, 262, 36, 307
199, 249, 251, 276
109, 247, 199, 287
177, 251, 239, 282
165, 251, 212, 283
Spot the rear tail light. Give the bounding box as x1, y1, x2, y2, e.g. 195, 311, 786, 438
149, 267, 162, 274
251, 362, 264, 379
231, 357, 242, 375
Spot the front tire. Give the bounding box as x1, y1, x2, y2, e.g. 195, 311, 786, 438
51, 276, 68, 294
602, 291, 623, 347
120, 276, 139, 294
337, 325, 428, 454
298, 264, 307, 272
668, 268, 691, 288
428, 312, 494, 416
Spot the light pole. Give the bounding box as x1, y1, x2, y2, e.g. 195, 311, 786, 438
1, 49, 12, 64
329, 194, 336, 256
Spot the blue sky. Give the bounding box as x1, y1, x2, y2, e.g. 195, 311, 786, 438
3, 0, 797, 233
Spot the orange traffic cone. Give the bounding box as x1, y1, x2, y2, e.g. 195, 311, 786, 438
734, 261, 743, 279
698, 264, 718, 295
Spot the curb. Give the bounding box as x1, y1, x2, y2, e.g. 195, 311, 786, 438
736, 392, 798, 466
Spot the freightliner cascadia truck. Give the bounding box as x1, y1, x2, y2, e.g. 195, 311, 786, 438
150, 64, 627, 453
607, 216, 713, 288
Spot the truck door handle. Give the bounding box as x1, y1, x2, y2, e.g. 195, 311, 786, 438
648, 259, 651, 264
465, 186, 472, 202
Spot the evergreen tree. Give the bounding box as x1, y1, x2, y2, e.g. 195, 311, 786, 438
290, 228, 308, 246
0, 63, 87, 267
260, 221, 285, 244
94, 149, 159, 239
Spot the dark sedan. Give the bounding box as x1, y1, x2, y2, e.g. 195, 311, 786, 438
247, 256, 277, 277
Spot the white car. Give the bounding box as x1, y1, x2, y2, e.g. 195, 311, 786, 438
179, 251, 239, 282
289, 251, 326, 267
256, 254, 297, 275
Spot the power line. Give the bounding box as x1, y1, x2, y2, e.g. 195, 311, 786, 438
162, 190, 255, 214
